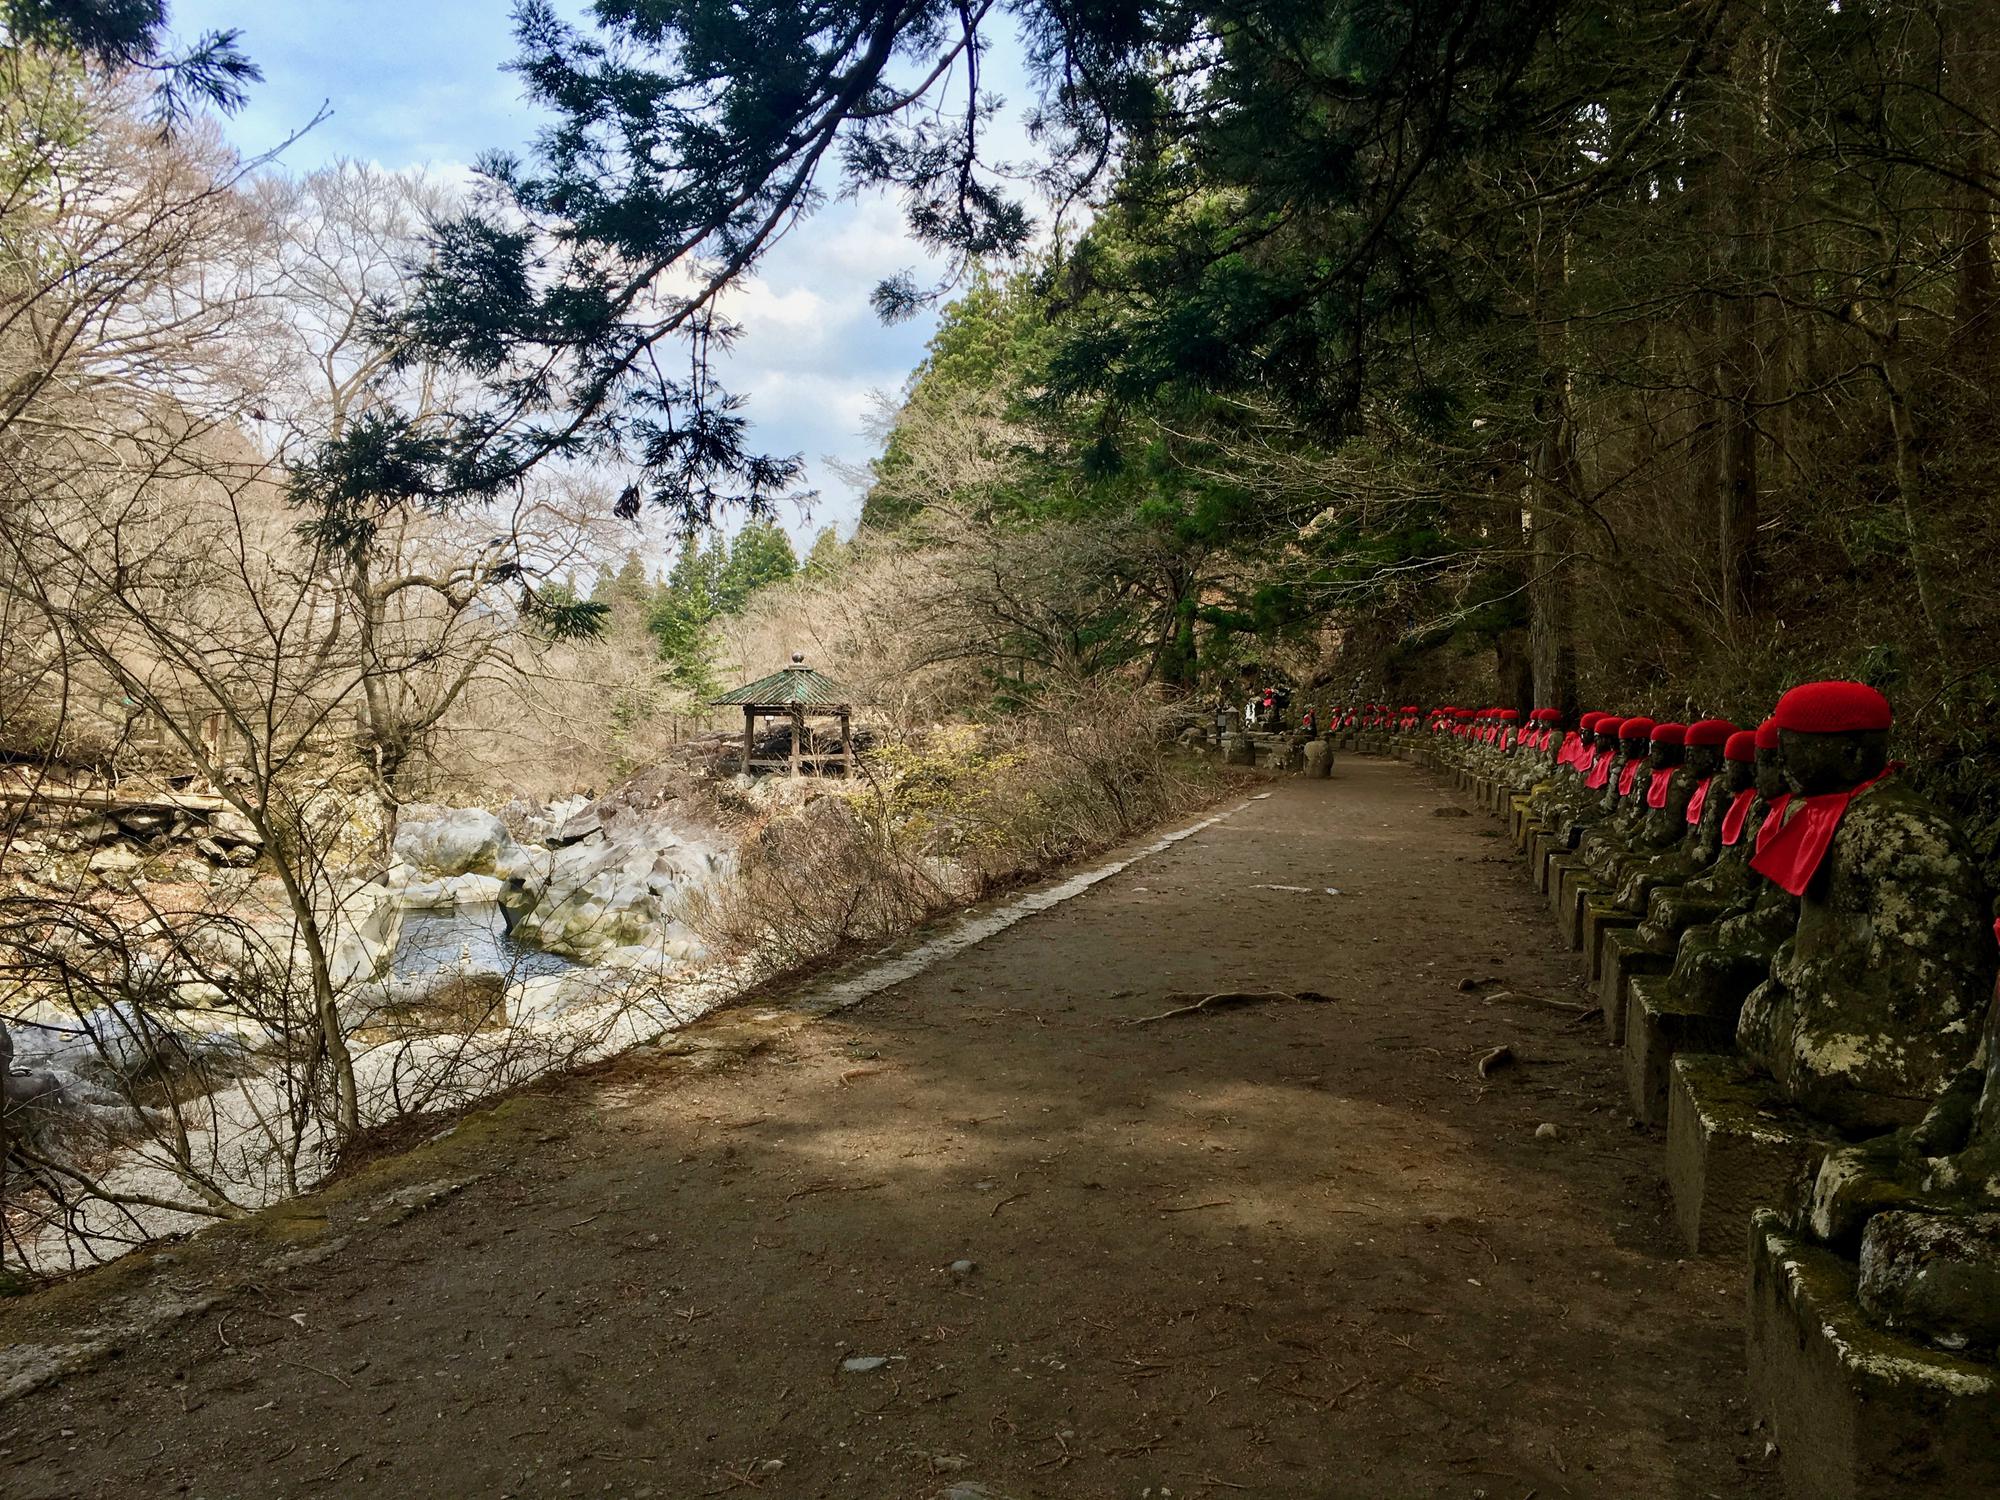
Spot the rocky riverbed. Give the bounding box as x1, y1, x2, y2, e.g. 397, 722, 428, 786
3, 787, 749, 1269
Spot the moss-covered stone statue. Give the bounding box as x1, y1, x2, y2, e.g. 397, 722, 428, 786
1523, 710, 1601, 830
1542, 714, 1635, 864
1640, 726, 1782, 945
1735, 680, 1994, 1135
1576, 717, 1668, 877
1504, 708, 1565, 798
1801, 968, 2000, 1351
1589, 720, 1699, 887
1609, 718, 1738, 912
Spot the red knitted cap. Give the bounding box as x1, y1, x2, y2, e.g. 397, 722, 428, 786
1617, 716, 1656, 740
1772, 680, 1892, 734
1497, 709, 1520, 722
1685, 718, 1738, 748
1650, 722, 1687, 746
1578, 711, 1604, 731
1723, 731, 1757, 763
1754, 717, 1780, 751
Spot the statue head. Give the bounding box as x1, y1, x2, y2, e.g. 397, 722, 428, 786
1781, 729, 1890, 796
1683, 718, 1735, 781
1617, 716, 1655, 759
1770, 681, 1894, 797
1647, 722, 1686, 770
1722, 730, 1757, 793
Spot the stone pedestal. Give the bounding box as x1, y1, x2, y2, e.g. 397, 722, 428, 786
1666, 1054, 1838, 1254
1220, 733, 1254, 766
1529, 828, 1565, 893
1624, 974, 1738, 1126
1546, 851, 1584, 921
1598, 926, 1672, 1050
1557, 865, 1601, 951
1508, 795, 1534, 848
1581, 895, 1642, 993
1302, 739, 1332, 779
1747, 1212, 2000, 1500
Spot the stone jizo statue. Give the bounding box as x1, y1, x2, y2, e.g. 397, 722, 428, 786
1736, 681, 1994, 1134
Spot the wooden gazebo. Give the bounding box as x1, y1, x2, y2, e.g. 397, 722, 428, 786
711, 653, 864, 775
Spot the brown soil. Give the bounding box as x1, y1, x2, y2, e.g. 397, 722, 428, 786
0, 759, 1781, 1499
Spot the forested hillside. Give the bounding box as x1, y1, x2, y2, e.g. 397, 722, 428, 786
836, 1, 1996, 748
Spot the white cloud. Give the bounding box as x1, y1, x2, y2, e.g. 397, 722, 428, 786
177, 0, 1049, 543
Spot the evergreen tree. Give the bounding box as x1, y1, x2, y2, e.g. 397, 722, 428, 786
803, 526, 846, 579
717, 519, 797, 613
592, 550, 655, 613
646, 533, 725, 695
1, 0, 259, 121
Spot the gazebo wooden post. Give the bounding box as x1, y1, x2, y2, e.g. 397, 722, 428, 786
839, 708, 851, 772
742, 705, 756, 773
790, 704, 804, 776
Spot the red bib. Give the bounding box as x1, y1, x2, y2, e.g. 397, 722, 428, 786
1586, 748, 1615, 790
1685, 775, 1715, 825
1618, 758, 1645, 797
1720, 787, 1758, 846
1749, 770, 1899, 897
1646, 767, 1673, 809
1753, 792, 1793, 855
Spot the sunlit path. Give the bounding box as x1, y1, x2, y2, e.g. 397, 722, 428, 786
3, 761, 1776, 1499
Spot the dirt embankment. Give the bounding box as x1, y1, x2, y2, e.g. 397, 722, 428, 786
0, 761, 1778, 1499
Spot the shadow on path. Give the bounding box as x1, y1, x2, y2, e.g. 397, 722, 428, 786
1, 760, 1779, 1499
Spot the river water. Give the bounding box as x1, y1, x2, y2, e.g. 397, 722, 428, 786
389, 904, 575, 983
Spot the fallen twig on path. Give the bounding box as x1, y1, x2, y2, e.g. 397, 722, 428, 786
1483, 991, 1591, 1014
990, 1191, 1028, 1217
1122, 990, 1334, 1026
307, 1453, 359, 1485
1477, 1046, 1515, 1079
784, 1180, 887, 1202
276, 1357, 351, 1389
1158, 1199, 1235, 1214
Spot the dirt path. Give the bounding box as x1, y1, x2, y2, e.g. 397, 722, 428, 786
2, 760, 1779, 1499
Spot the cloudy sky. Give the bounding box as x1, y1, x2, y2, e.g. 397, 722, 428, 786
171, 1, 1038, 556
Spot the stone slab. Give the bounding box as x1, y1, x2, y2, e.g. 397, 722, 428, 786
1624, 975, 1736, 1126
1666, 1054, 1839, 1254
1581, 897, 1641, 991
1747, 1211, 2000, 1500
1509, 795, 1534, 849
1547, 852, 1585, 922
1529, 830, 1564, 893
1599, 926, 1672, 1048
1557, 868, 1601, 951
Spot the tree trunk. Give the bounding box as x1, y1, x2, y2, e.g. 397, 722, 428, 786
1947, 1, 1997, 381
1527, 210, 1580, 714
1712, 15, 1765, 629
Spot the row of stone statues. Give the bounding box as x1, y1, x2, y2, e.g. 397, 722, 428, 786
1375, 687, 1998, 1499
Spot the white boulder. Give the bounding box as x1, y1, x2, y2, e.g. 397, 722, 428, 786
393, 809, 514, 877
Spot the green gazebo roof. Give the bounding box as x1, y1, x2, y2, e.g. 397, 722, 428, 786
711, 655, 864, 709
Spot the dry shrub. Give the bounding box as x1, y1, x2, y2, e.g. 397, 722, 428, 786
684, 678, 1218, 977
